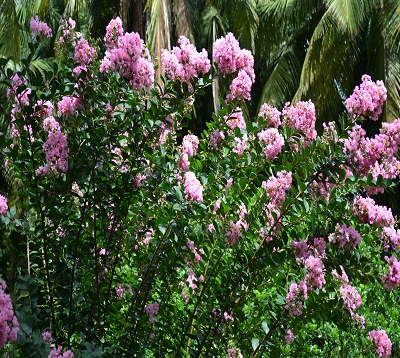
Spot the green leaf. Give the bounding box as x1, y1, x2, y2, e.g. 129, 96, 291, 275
252, 338, 259, 351
262, 321, 269, 334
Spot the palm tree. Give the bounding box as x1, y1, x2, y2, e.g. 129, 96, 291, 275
255, 0, 400, 129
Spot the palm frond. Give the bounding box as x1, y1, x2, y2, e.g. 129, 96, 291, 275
257, 44, 303, 111
325, 0, 374, 35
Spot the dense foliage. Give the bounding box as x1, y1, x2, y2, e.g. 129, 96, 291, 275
0, 16, 400, 357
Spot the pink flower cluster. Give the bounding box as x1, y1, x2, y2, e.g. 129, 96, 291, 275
0, 279, 19, 349
382, 256, 400, 290
30, 15, 52, 38
226, 348, 243, 358
213, 32, 255, 102
213, 32, 255, 79
0, 194, 8, 215
343, 120, 400, 192
304, 255, 326, 290
368, 330, 392, 357
232, 134, 248, 157
332, 267, 365, 330
145, 302, 159, 326
224, 108, 246, 131
179, 134, 199, 170
282, 100, 317, 144
258, 103, 281, 128
100, 21, 154, 90
340, 284, 362, 315
74, 37, 97, 66
257, 128, 284, 160
210, 129, 225, 149
285, 280, 308, 316
48, 346, 74, 358
104, 17, 124, 51
291, 238, 326, 262
226, 203, 248, 247
285, 329, 295, 345
183, 171, 204, 202
161, 36, 211, 85
262, 170, 292, 207
328, 224, 361, 250
36, 117, 69, 176
345, 75, 387, 121
380, 227, 400, 252
352, 196, 394, 227
57, 96, 82, 117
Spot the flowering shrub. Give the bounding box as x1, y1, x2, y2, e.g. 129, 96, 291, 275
0, 16, 399, 357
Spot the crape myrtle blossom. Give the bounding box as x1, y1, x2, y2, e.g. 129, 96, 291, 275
226, 348, 243, 358
343, 119, 400, 196
380, 227, 400, 252
183, 171, 204, 202
257, 128, 284, 160
99, 22, 154, 91
224, 108, 246, 132
48, 346, 74, 358
104, 17, 124, 51
368, 330, 392, 357
282, 100, 317, 145
213, 32, 255, 102
161, 36, 211, 85
345, 75, 387, 121
30, 15, 52, 38
258, 103, 281, 128
36, 117, 69, 176
382, 255, 400, 290
57, 96, 82, 117
285, 280, 308, 316
328, 224, 361, 250
0, 279, 19, 349
291, 238, 326, 262
352, 196, 394, 227
285, 329, 295, 345
0, 194, 8, 215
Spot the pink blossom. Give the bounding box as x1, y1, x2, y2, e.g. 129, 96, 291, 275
339, 284, 362, 315
258, 103, 281, 128
182, 134, 199, 157
345, 75, 387, 121
226, 348, 243, 358
225, 108, 246, 131
233, 134, 248, 157
104, 17, 124, 51
0, 279, 19, 349
30, 15, 52, 38
100, 31, 154, 90
227, 69, 252, 102
42, 331, 53, 343
282, 100, 317, 144
382, 256, 400, 290
74, 38, 97, 65
210, 130, 225, 149
36, 118, 69, 176
183, 171, 204, 202
161, 36, 210, 84
285, 329, 295, 345
332, 266, 349, 284
352, 196, 394, 227
368, 330, 392, 357
257, 128, 284, 160
304, 255, 326, 290
0, 195, 8, 215
285, 280, 308, 316
380, 227, 400, 252
262, 170, 292, 207
57, 96, 82, 117
329, 224, 361, 250
145, 302, 159, 325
